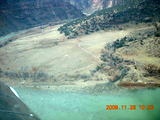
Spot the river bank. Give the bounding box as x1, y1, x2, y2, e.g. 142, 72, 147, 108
3, 77, 159, 95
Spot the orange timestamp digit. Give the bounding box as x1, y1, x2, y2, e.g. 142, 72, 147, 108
130, 105, 136, 110
139, 105, 154, 110
106, 105, 119, 110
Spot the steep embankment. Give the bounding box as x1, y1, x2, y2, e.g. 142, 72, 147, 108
58, 0, 160, 38
95, 24, 160, 84
0, 0, 84, 36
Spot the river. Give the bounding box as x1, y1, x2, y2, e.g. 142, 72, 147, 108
15, 87, 160, 120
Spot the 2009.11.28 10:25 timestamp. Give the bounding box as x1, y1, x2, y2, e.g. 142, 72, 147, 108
106, 105, 154, 111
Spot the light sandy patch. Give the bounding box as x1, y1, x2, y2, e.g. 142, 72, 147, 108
0, 25, 129, 76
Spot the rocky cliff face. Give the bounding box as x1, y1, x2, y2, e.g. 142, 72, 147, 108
66, 0, 124, 14
0, 0, 84, 36
64, 0, 91, 11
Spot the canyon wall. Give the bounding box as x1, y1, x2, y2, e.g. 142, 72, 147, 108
0, 0, 84, 36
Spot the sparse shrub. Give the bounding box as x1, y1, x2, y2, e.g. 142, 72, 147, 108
108, 66, 129, 82
154, 22, 160, 37
54, 41, 58, 45
1, 67, 50, 82
112, 37, 136, 49
95, 65, 102, 72
0, 68, 2, 73
146, 38, 160, 57
144, 64, 160, 76
155, 31, 160, 37
79, 74, 90, 79
0, 68, 5, 77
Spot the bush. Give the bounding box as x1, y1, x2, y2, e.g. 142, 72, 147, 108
1, 67, 51, 82
112, 37, 136, 49
155, 31, 160, 37
154, 22, 160, 37
144, 64, 160, 76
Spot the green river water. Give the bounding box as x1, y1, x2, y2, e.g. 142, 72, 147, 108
15, 87, 160, 120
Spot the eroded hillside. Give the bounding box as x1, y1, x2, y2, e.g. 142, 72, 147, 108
0, 0, 84, 36
58, 0, 160, 39
0, 0, 159, 89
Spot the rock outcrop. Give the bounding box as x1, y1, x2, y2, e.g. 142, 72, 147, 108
65, 0, 126, 14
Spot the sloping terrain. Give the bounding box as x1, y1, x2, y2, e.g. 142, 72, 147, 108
0, 0, 84, 36
57, 0, 160, 86
94, 23, 160, 86
0, 24, 128, 84
58, 0, 160, 38
0, 0, 159, 88
1, 22, 159, 87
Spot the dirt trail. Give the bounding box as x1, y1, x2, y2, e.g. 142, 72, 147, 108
0, 25, 129, 77
77, 38, 101, 63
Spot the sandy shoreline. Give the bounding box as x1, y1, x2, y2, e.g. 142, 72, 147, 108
4, 79, 110, 92
3, 78, 160, 95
